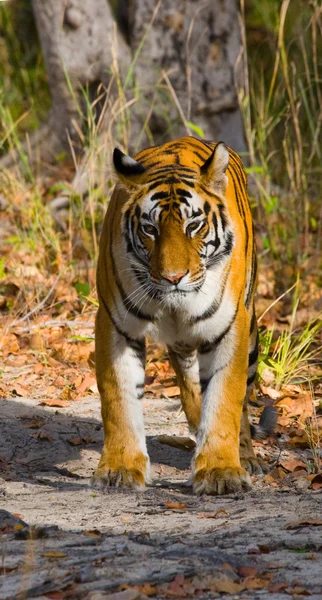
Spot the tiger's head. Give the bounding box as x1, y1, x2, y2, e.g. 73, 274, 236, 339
113, 138, 234, 302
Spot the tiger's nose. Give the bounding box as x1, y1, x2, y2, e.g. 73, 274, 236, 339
162, 272, 187, 285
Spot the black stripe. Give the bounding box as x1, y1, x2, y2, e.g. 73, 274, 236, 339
228, 164, 250, 259
198, 321, 233, 355
245, 240, 257, 308
98, 285, 145, 354
198, 291, 242, 354
200, 360, 231, 393
247, 372, 256, 387
206, 231, 234, 267
218, 203, 227, 231
110, 207, 154, 322
191, 265, 230, 324
248, 334, 259, 367
250, 310, 257, 333
180, 179, 195, 188
176, 188, 192, 198
151, 191, 169, 201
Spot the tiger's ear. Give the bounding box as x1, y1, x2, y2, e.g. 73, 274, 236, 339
200, 142, 229, 193
113, 148, 146, 188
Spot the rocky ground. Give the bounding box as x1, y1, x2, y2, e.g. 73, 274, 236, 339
0, 395, 322, 600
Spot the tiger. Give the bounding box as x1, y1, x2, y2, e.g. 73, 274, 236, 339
93, 136, 275, 495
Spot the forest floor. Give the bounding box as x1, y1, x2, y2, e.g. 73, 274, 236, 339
1, 390, 322, 600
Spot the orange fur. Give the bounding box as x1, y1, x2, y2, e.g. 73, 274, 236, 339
93, 137, 259, 494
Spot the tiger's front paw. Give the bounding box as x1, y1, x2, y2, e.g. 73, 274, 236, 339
193, 466, 251, 495
92, 466, 146, 490
92, 451, 149, 491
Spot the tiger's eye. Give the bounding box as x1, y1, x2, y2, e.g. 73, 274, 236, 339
142, 223, 157, 236
186, 221, 200, 235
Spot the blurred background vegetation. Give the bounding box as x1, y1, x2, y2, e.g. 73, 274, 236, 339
0, 0, 321, 283
0, 0, 321, 398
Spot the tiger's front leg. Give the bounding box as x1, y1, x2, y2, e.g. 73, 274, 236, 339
193, 311, 252, 495
92, 306, 149, 490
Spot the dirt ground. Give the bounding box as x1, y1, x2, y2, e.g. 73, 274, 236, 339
0, 394, 322, 600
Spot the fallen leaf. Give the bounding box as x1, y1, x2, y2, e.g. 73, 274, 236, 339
39, 399, 71, 408
290, 435, 310, 449
161, 385, 180, 398
136, 583, 157, 596
166, 574, 186, 597
280, 458, 307, 472
238, 565, 258, 578
82, 435, 94, 444
164, 501, 187, 510
84, 529, 101, 537
30, 431, 53, 441
199, 509, 228, 519
285, 519, 322, 530
243, 577, 269, 590
287, 586, 311, 595
307, 473, 322, 488
22, 416, 46, 429
76, 373, 97, 395
270, 467, 287, 481
67, 437, 82, 446
41, 551, 67, 558
210, 578, 245, 594
11, 383, 28, 397
268, 582, 288, 593
106, 589, 141, 600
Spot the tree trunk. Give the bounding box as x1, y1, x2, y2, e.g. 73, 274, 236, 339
1, 0, 130, 169
128, 0, 246, 152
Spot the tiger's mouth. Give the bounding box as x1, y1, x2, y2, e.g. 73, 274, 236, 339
148, 279, 204, 298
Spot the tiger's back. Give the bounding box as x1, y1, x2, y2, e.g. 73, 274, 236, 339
94, 137, 261, 495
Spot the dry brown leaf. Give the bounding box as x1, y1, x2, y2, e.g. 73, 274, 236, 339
60, 387, 75, 401
243, 577, 270, 590
161, 385, 180, 398
199, 509, 228, 519
30, 431, 53, 441
11, 383, 28, 397
290, 435, 310, 449
164, 501, 187, 510
280, 458, 307, 472
259, 385, 281, 399
285, 519, 322, 530
276, 394, 313, 419
210, 578, 245, 594
238, 565, 258, 578
136, 583, 157, 596
68, 437, 82, 446
39, 399, 71, 408
84, 529, 101, 537
307, 473, 322, 489
76, 372, 97, 395
41, 551, 67, 558
268, 582, 288, 593
166, 574, 186, 597
0, 383, 10, 398
270, 467, 287, 481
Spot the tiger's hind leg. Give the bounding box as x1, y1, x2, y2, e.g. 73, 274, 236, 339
239, 313, 264, 474
168, 347, 201, 433
239, 401, 264, 475
92, 305, 150, 490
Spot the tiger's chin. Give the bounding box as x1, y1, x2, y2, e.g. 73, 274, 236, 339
156, 287, 202, 310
